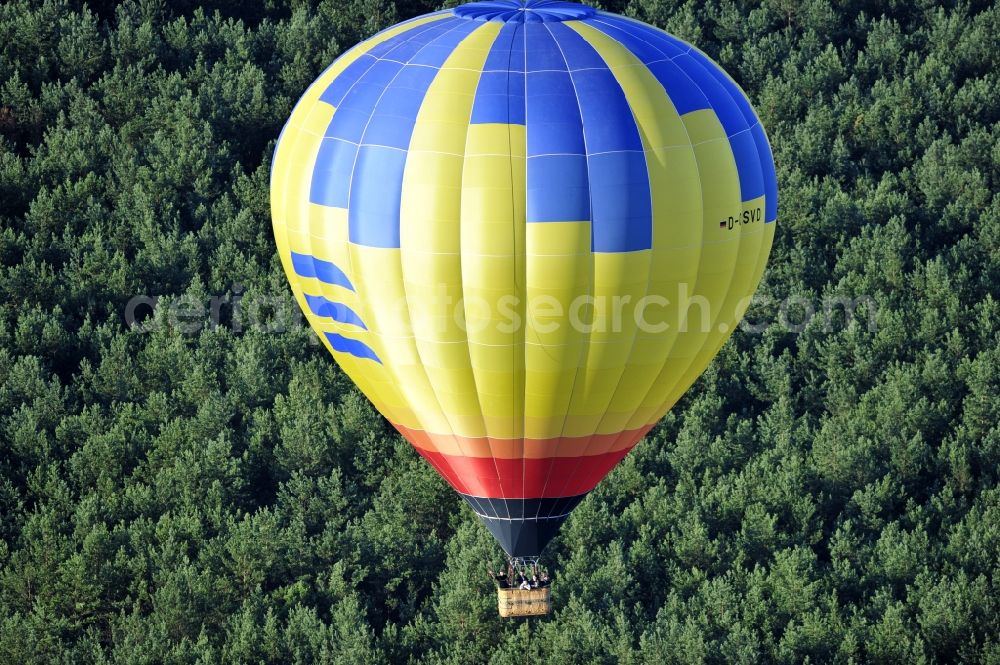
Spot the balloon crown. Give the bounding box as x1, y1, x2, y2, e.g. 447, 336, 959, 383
453, 0, 596, 23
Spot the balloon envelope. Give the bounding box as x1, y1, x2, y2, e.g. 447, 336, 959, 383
271, 0, 777, 557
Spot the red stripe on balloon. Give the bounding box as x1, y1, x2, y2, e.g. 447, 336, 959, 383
410, 447, 640, 499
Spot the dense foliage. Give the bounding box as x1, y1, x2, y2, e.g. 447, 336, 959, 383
1, 0, 999, 662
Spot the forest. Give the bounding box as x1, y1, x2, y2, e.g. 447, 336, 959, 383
1, 0, 999, 662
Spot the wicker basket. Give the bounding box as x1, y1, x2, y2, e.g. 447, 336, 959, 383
497, 587, 552, 617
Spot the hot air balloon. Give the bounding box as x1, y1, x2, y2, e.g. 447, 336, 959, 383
270, 0, 777, 615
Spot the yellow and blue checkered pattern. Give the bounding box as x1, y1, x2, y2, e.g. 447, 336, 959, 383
271, 0, 777, 537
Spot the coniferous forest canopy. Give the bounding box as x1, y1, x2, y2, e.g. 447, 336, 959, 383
1, 0, 999, 662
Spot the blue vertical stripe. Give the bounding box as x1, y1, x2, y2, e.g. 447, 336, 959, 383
525, 69, 584, 155
525, 22, 590, 224
548, 22, 652, 252
348, 146, 408, 247
471, 22, 525, 125
310, 138, 359, 208
728, 129, 766, 205
752, 123, 778, 222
